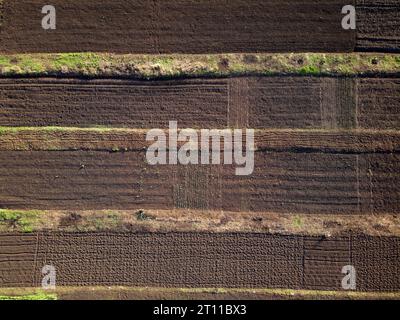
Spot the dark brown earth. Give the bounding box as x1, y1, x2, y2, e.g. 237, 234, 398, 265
1, 77, 399, 129
356, 0, 400, 52
0, 0, 398, 299
0, 232, 398, 291
0, 78, 229, 128
0, 150, 399, 214
0, 0, 356, 53
1, 1, 398, 53
1, 129, 400, 154
4, 286, 399, 300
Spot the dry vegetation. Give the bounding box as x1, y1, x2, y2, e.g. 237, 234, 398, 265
0, 53, 398, 78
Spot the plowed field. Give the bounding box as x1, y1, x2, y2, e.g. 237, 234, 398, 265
0, 232, 398, 291
0, 77, 399, 129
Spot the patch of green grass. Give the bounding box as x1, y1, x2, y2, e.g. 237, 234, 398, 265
153, 56, 174, 68
51, 53, 102, 74
0, 127, 23, 135
0, 210, 20, 222
299, 65, 320, 75
293, 216, 304, 228
0, 56, 11, 67
20, 225, 34, 233
0, 210, 41, 233
0, 292, 57, 300
19, 57, 45, 73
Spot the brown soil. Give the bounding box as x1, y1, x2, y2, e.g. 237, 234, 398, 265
0, 150, 399, 214
0, 78, 228, 128
0, 0, 356, 53
0, 0, 398, 299
1, 1, 398, 53
0, 77, 399, 129
357, 78, 400, 129
0, 77, 398, 214
0, 232, 398, 291
356, 0, 400, 52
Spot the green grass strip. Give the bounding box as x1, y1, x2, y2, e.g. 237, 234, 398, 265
0, 292, 57, 300
0, 53, 398, 78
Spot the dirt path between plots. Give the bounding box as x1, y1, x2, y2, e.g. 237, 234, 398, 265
1, 129, 400, 153
0, 77, 399, 129
0, 0, 356, 53
0, 232, 398, 291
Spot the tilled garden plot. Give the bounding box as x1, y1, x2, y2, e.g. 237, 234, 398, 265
0, 150, 399, 214
0, 77, 399, 129
1, 0, 398, 53
0, 0, 399, 300
1, 0, 356, 53
357, 0, 400, 52
0, 232, 398, 291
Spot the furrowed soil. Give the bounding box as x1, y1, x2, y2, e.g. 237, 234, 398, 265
0, 1, 398, 299
356, 0, 400, 52
0, 232, 398, 291
0, 0, 356, 53
1, 1, 398, 53
0, 150, 399, 214
0, 77, 399, 129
